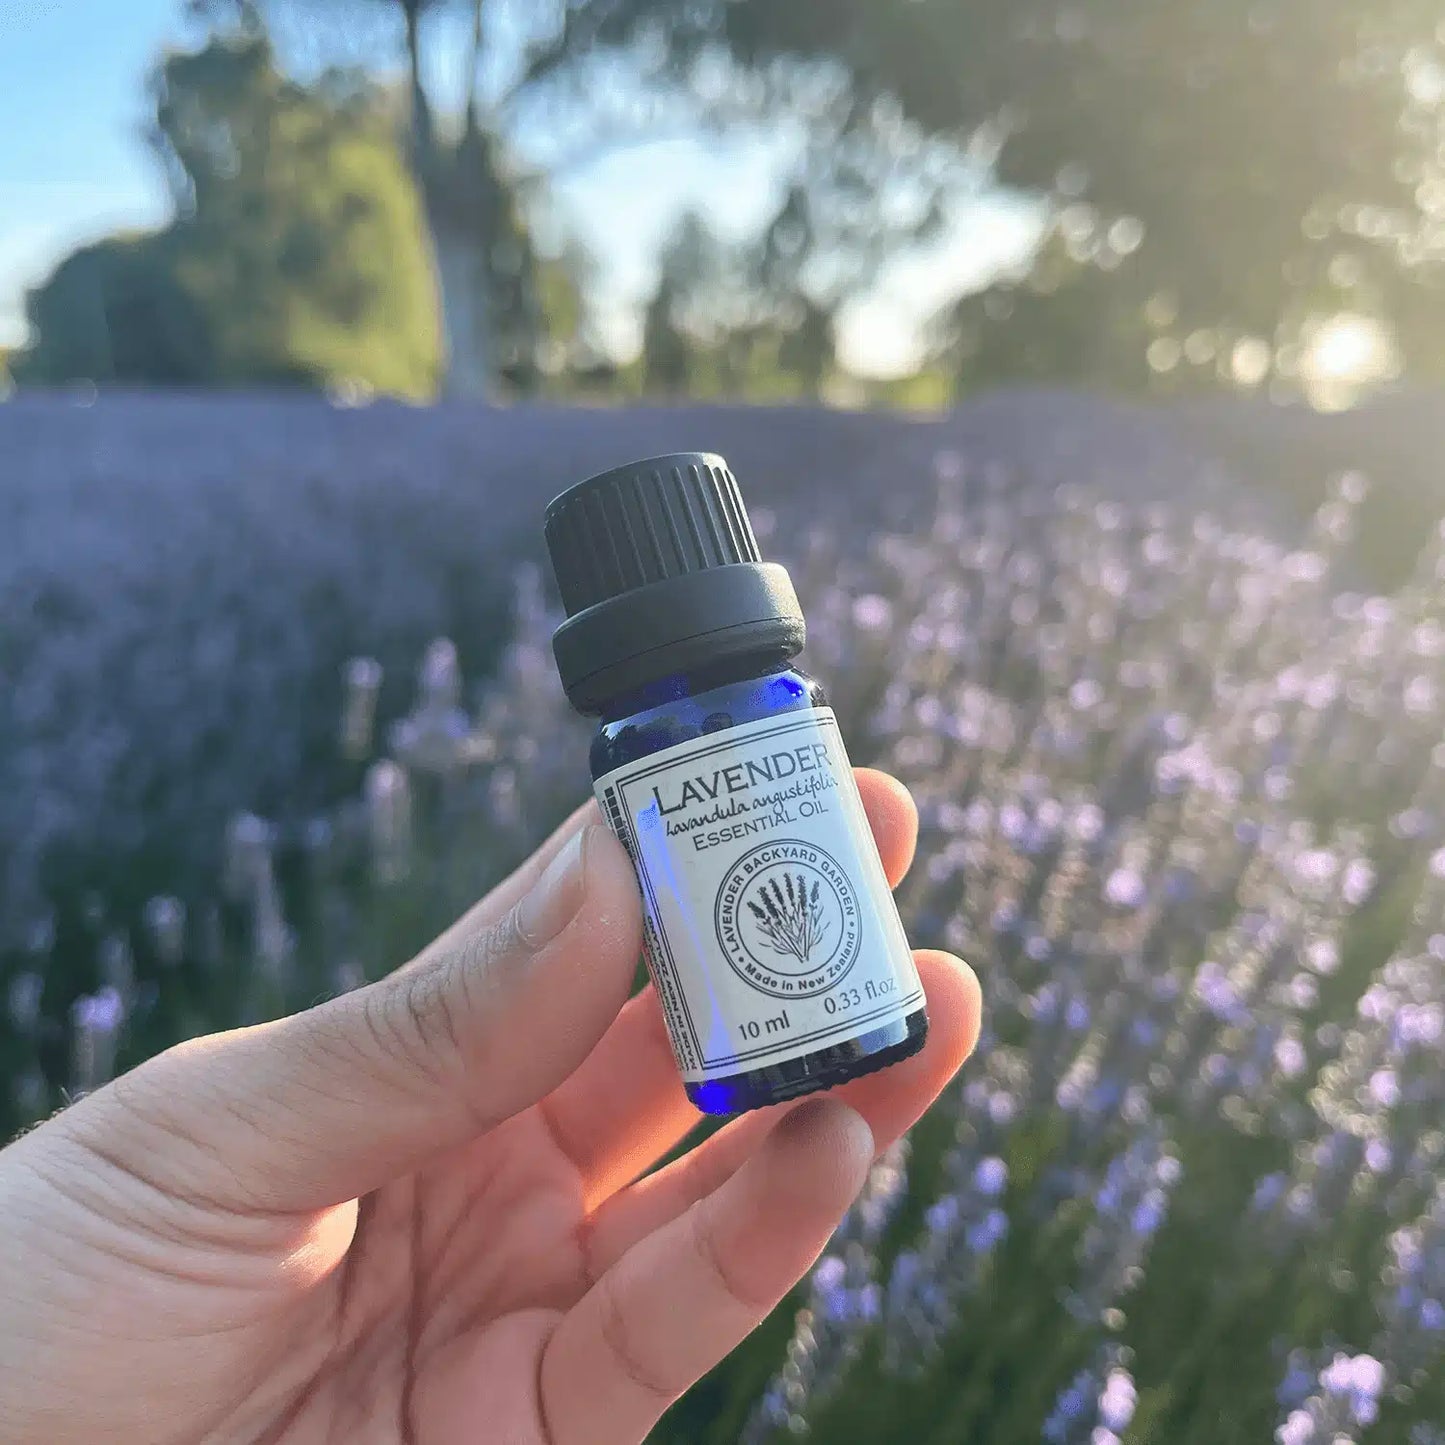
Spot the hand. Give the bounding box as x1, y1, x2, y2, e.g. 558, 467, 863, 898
0, 770, 981, 1444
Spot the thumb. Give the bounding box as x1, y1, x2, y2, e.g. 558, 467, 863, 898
66, 821, 642, 1213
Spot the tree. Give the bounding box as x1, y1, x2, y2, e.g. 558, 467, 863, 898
19, 26, 440, 394
226, 0, 684, 396
153, 27, 440, 393
750, 185, 839, 396
529, 235, 607, 391
639, 208, 840, 400
607, 0, 1445, 395
641, 210, 729, 393
928, 230, 1155, 396
17, 233, 214, 386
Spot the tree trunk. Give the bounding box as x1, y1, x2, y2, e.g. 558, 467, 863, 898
430, 215, 495, 399
401, 0, 496, 400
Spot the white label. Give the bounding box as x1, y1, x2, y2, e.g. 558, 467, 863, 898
595, 708, 924, 1083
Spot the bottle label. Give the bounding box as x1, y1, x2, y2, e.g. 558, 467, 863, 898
594, 708, 924, 1085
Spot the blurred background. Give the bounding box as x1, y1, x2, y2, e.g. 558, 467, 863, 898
3, 2, 1445, 1442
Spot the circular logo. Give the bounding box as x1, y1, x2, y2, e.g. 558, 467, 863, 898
714, 839, 863, 999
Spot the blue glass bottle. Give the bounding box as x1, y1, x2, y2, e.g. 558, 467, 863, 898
547, 452, 928, 1116
590, 653, 928, 1114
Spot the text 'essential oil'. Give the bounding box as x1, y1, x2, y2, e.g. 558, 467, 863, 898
544, 452, 927, 1115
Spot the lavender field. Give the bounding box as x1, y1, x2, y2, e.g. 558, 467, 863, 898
2, 394, 1444, 1443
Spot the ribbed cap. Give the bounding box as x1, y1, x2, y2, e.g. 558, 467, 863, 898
544, 452, 804, 713
545, 453, 761, 616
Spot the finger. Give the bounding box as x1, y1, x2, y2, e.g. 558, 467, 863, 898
465, 797, 600, 920
540, 1099, 874, 1445
538, 768, 923, 1206
542, 988, 691, 1212
70, 823, 642, 1213
855, 767, 920, 887
582, 951, 980, 1274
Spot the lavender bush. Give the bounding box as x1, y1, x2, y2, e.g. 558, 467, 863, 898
3, 407, 1444, 1441
0, 389, 1264, 938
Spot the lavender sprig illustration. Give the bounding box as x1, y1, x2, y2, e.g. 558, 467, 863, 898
748, 873, 828, 963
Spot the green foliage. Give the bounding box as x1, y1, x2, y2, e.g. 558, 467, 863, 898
17, 232, 215, 386
642, 210, 728, 393
235, 0, 602, 397
154, 30, 440, 394
524, 236, 606, 394
642, 209, 839, 400
21, 29, 440, 396
621, 0, 1445, 396
930, 232, 1155, 394
24, 1, 1445, 404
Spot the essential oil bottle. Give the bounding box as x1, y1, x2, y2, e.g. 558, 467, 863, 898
545, 452, 927, 1115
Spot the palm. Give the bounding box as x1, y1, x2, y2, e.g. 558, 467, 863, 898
275, 1106, 611, 1442
0, 778, 980, 1445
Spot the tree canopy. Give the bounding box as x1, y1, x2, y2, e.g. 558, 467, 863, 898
619, 0, 1445, 396
17, 1, 1445, 403
19, 28, 440, 395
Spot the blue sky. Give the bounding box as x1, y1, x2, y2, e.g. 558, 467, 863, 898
0, 0, 179, 348
0, 0, 1038, 375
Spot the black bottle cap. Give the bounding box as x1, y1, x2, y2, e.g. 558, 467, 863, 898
545, 452, 805, 713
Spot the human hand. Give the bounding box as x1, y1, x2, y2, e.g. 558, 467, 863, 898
0, 770, 981, 1444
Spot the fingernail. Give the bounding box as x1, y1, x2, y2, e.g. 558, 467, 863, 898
515, 825, 592, 948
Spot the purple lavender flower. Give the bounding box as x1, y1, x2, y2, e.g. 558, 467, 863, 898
13, 429, 1445, 1443
1044, 1347, 1138, 1445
